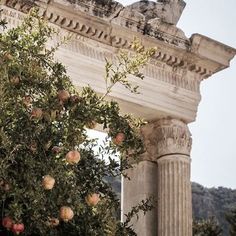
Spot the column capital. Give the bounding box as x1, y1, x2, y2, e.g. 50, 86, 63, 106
141, 118, 192, 161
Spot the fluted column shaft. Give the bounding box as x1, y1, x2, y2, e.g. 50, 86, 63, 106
157, 155, 192, 236
154, 119, 192, 236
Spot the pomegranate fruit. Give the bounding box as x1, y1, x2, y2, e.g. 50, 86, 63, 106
114, 132, 125, 145
2, 216, 13, 230
10, 76, 20, 85
11, 223, 24, 235
58, 90, 70, 103
65, 150, 81, 164
42, 175, 55, 190
85, 193, 100, 207
59, 206, 74, 222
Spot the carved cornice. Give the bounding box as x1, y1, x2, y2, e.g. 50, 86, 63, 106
0, 5, 201, 95
2, 0, 35, 13
141, 119, 192, 161
1, 0, 231, 80
1, 1, 235, 123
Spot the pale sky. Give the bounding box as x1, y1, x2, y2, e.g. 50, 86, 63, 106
92, 0, 236, 189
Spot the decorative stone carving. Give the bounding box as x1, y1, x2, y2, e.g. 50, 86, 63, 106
125, 0, 186, 25
2, 0, 234, 81
155, 118, 192, 158
53, 0, 124, 21
3, 0, 36, 13
144, 118, 192, 236
141, 118, 192, 161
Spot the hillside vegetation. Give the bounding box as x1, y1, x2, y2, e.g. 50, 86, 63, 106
108, 178, 236, 235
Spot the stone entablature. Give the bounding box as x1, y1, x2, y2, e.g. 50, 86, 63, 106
1, 0, 236, 123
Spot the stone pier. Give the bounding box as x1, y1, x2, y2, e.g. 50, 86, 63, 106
122, 161, 157, 236
2, 0, 236, 235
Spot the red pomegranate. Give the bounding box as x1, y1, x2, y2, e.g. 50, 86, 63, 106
85, 193, 100, 206
2, 216, 13, 230
11, 223, 24, 235
65, 150, 81, 164
10, 76, 20, 85
58, 90, 70, 103
42, 175, 55, 190
114, 132, 125, 145
59, 206, 74, 222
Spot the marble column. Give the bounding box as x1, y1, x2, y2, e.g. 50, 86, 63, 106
154, 119, 192, 236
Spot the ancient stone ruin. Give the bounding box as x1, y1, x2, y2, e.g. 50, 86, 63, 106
1, 0, 235, 235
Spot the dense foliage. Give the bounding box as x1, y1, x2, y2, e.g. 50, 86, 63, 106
192, 182, 236, 235
0, 10, 155, 236
193, 218, 222, 236
226, 208, 236, 236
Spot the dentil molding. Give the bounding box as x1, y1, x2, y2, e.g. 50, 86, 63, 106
1, 0, 236, 123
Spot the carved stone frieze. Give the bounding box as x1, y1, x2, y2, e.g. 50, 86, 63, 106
0, 4, 203, 96
1, 0, 231, 81
144, 64, 200, 92
155, 119, 192, 158
141, 119, 192, 161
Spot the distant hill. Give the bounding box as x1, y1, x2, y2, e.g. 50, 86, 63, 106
107, 178, 236, 235
192, 182, 236, 235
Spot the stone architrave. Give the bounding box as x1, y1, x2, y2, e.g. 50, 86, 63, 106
0, 0, 236, 236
